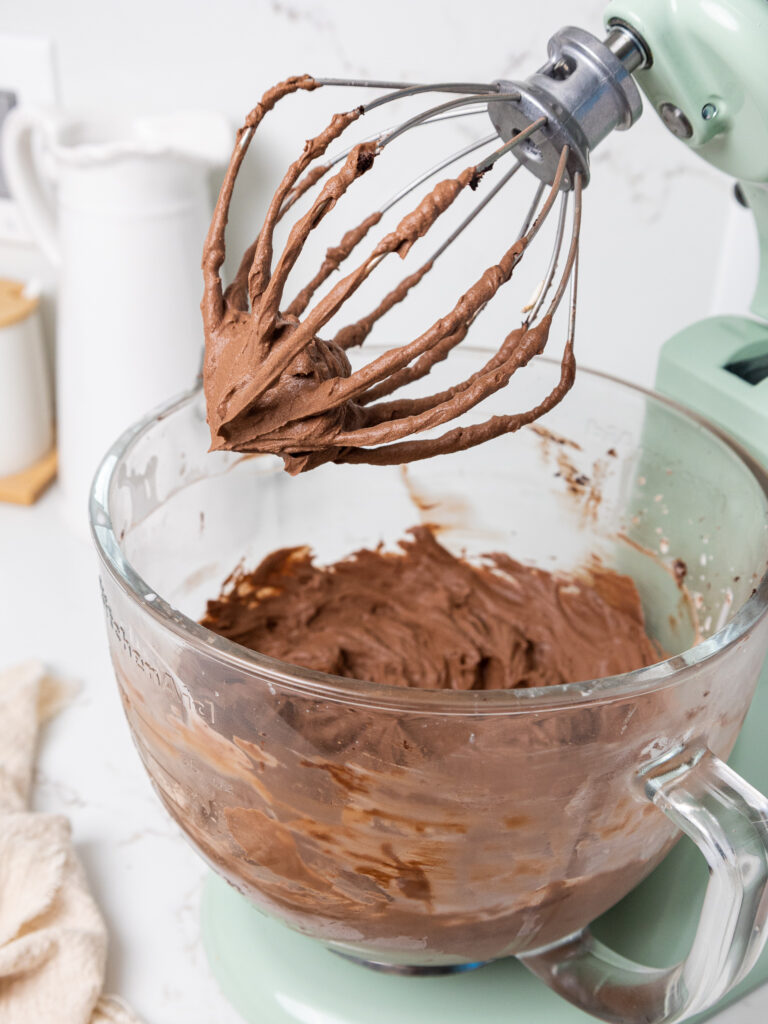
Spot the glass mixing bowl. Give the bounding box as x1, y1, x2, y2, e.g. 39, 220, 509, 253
91, 352, 768, 1023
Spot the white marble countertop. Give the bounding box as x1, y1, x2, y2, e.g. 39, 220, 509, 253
2, 484, 766, 1024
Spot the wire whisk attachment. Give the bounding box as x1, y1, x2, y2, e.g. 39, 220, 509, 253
202, 74, 582, 473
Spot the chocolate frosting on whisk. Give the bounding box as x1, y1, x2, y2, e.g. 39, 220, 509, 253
201, 77, 582, 473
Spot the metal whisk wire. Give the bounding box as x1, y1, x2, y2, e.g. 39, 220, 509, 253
201, 75, 582, 474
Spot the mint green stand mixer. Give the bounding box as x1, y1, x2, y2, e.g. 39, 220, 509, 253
200, 1, 768, 1020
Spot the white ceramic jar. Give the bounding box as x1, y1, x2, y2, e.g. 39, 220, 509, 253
2, 107, 232, 532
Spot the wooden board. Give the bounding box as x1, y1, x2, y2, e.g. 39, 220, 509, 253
0, 449, 58, 505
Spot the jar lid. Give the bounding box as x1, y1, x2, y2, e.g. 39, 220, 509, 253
0, 279, 39, 329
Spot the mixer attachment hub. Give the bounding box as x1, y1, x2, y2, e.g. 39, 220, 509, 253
489, 26, 645, 188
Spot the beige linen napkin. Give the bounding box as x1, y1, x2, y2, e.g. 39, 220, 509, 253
0, 661, 143, 1024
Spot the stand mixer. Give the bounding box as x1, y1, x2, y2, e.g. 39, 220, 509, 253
94, 1, 768, 1022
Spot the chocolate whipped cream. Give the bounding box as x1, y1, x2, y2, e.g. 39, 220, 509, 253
201, 527, 659, 689
99, 485, 758, 973
201, 78, 578, 474
107, 519, 740, 970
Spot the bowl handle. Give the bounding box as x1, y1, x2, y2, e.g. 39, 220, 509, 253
518, 747, 768, 1024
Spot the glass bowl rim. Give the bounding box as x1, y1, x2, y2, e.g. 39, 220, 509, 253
89, 355, 768, 715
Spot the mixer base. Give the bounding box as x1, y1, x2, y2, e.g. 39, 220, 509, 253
200, 873, 574, 1024
201, 787, 768, 1024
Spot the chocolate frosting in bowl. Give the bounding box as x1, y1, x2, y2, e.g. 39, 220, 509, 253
201, 526, 660, 690
122, 524, 697, 968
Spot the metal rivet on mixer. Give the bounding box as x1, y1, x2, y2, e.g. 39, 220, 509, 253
701, 103, 718, 121
658, 102, 694, 140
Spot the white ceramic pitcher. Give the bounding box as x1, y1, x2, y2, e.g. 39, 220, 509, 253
2, 107, 232, 534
